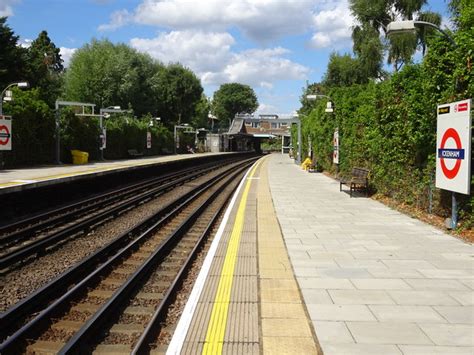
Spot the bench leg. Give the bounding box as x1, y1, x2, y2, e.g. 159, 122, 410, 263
350, 183, 353, 197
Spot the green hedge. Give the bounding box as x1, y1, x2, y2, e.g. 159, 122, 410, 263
302, 63, 472, 229
2, 91, 174, 166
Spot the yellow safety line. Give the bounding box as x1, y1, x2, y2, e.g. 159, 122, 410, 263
202, 160, 261, 355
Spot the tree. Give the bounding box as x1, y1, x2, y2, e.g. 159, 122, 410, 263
151, 63, 203, 125
0, 17, 28, 89
64, 39, 161, 116
211, 83, 258, 126
323, 53, 366, 87
191, 94, 211, 129
349, 0, 439, 75
26, 30, 64, 106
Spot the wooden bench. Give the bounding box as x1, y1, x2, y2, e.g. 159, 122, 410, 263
127, 149, 144, 158
339, 167, 370, 197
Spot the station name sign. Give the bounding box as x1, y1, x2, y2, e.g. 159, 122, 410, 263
435, 99, 472, 195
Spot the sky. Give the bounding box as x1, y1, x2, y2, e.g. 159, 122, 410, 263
2, 0, 450, 115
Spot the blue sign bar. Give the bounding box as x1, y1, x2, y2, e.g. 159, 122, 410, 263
438, 149, 465, 159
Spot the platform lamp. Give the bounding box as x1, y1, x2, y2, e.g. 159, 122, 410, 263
99, 106, 128, 160
306, 94, 337, 171
0, 82, 29, 170
386, 20, 456, 47
0, 82, 30, 115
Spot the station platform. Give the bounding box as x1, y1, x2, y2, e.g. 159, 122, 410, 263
0, 152, 235, 195
168, 154, 473, 355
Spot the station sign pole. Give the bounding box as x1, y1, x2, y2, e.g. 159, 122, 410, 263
435, 99, 472, 229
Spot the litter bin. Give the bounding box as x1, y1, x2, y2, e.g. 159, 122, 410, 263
71, 150, 89, 164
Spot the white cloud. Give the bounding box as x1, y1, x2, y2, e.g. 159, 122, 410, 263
0, 0, 20, 17
101, 0, 354, 49
309, 0, 354, 49
131, 31, 234, 73
98, 9, 132, 31
60, 47, 77, 67
131, 31, 309, 88
135, 0, 315, 41
256, 103, 278, 114
101, 0, 315, 42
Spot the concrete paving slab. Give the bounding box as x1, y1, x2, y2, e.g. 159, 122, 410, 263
298, 277, 354, 290
318, 267, 373, 279
368, 305, 446, 322
346, 321, 432, 345
267, 154, 473, 354
434, 306, 474, 324
301, 289, 334, 304
404, 278, 470, 291
322, 343, 402, 354
418, 323, 474, 346
312, 321, 354, 344
388, 290, 460, 306
448, 291, 474, 306
328, 289, 395, 305
351, 278, 411, 290
306, 304, 376, 321
399, 345, 474, 354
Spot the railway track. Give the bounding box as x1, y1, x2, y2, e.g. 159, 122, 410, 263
0, 158, 239, 271
0, 157, 257, 354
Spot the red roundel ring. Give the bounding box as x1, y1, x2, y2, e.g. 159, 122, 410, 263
440, 128, 462, 179
0, 124, 10, 145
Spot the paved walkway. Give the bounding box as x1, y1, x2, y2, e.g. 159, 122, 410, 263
268, 154, 473, 354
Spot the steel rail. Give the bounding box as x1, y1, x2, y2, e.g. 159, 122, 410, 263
0, 159, 236, 270
132, 172, 236, 354
0, 159, 228, 247
0, 158, 251, 335
0, 158, 257, 353
59, 161, 251, 354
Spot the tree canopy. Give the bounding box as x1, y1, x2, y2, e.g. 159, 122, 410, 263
150, 63, 203, 125
64, 40, 204, 125
211, 83, 258, 126
0, 17, 28, 89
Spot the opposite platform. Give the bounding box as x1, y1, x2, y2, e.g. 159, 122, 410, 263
0, 152, 235, 194
268, 154, 473, 354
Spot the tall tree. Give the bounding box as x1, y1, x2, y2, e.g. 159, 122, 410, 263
0, 17, 27, 89
64, 39, 160, 116
323, 53, 366, 87
211, 83, 258, 126
27, 30, 64, 106
151, 63, 203, 125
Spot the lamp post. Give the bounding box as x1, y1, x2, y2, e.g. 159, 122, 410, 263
98, 106, 129, 160
174, 123, 191, 154
306, 94, 338, 172
0, 82, 29, 169
0, 82, 30, 115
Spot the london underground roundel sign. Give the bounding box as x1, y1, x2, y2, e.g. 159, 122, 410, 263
435, 99, 472, 195
0, 115, 12, 151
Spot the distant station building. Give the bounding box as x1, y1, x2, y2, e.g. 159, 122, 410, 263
226, 113, 294, 154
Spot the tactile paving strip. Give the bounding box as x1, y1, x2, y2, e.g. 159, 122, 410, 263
183, 169, 260, 353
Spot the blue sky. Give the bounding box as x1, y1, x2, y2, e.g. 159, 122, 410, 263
2, 0, 450, 115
